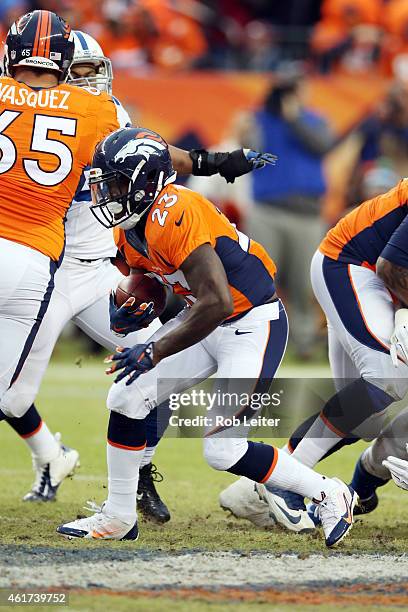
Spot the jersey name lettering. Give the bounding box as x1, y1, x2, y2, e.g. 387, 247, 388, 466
0, 84, 70, 110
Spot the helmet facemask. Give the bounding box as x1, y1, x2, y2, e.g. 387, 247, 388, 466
89, 164, 169, 230
67, 57, 113, 93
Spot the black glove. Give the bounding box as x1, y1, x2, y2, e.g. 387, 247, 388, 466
190, 148, 277, 183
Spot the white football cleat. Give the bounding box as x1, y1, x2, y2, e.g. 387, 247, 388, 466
23, 433, 80, 502
57, 502, 138, 540
254, 484, 317, 533
316, 478, 357, 548
219, 477, 276, 528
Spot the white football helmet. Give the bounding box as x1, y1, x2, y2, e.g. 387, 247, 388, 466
67, 30, 113, 93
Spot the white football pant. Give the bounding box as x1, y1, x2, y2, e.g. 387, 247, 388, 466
0, 256, 160, 418
107, 300, 287, 471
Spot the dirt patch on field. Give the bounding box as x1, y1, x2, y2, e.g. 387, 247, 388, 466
1, 549, 408, 597
69, 582, 408, 606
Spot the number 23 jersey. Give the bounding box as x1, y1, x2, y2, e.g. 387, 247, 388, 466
115, 184, 277, 320
0, 77, 120, 262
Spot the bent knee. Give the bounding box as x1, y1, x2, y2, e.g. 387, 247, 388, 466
107, 380, 151, 419
203, 438, 247, 471
0, 387, 35, 418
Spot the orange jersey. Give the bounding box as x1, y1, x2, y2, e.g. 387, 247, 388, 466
320, 179, 408, 267
0, 77, 120, 262
115, 184, 277, 320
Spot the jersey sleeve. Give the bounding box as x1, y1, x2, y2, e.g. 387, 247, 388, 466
380, 214, 408, 268
379, 179, 408, 267
158, 191, 215, 269
95, 94, 121, 142
112, 96, 132, 128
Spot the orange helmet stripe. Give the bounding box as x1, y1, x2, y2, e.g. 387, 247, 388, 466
31, 11, 42, 57
38, 11, 49, 57
44, 11, 51, 58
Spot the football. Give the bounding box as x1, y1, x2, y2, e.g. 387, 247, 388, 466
115, 271, 167, 316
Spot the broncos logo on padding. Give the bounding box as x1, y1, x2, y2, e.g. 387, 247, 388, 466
114, 138, 166, 164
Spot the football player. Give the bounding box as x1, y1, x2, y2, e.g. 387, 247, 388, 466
57, 127, 357, 548
1, 26, 277, 523
219, 178, 408, 533
0, 10, 121, 410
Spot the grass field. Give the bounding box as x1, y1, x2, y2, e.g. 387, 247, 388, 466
1, 357, 408, 611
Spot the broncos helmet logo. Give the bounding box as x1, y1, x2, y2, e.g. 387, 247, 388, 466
113, 137, 167, 165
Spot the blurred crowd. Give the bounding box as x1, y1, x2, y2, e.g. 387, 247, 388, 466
188, 73, 408, 359
4, 0, 408, 76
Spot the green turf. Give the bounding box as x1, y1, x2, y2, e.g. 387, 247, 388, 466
0, 360, 406, 554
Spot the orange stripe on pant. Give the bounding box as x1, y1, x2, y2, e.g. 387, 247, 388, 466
259, 448, 278, 483
320, 411, 347, 438
108, 439, 146, 452
347, 264, 391, 354
21, 420, 43, 439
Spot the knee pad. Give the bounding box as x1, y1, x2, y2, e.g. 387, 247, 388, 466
203, 437, 248, 471
0, 386, 35, 418
362, 408, 408, 479
321, 378, 394, 437
107, 379, 151, 420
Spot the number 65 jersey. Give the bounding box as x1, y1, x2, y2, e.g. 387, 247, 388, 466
0, 77, 120, 263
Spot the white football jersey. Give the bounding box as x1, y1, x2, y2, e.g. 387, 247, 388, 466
64, 96, 131, 260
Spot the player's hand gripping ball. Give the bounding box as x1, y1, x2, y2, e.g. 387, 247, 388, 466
110, 272, 167, 337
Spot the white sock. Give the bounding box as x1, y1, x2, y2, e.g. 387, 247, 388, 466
140, 445, 156, 469
290, 414, 342, 468
23, 421, 60, 464
104, 442, 144, 524
264, 448, 337, 500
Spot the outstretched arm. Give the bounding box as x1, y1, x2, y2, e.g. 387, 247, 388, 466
169, 144, 277, 182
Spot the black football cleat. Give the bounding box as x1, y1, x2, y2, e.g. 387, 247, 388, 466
137, 463, 170, 524
354, 491, 379, 515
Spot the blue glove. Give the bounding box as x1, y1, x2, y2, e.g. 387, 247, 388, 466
109, 291, 155, 337
105, 342, 155, 385
243, 149, 277, 169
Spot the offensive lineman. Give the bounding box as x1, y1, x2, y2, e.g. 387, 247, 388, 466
0, 11, 121, 412
0, 28, 164, 518
1, 26, 276, 522
57, 127, 357, 548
